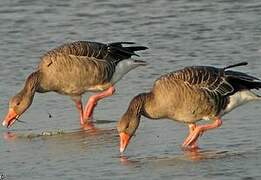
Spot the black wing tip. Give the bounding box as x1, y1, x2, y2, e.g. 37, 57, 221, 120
107, 41, 148, 59
135, 46, 148, 50
108, 42, 148, 49
108, 42, 136, 46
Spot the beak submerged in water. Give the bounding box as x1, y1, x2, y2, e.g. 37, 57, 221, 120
119, 132, 131, 153
2, 108, 20, 128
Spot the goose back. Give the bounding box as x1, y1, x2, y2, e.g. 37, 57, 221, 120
44, 41, 146, 62
37, 41, 147, 95
144, 65, 261, 123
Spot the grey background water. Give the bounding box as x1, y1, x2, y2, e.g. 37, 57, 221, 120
0, 0, 261, 179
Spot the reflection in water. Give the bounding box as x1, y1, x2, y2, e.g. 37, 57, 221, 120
3, 131, 17, 141
3, 128, 120, 161
2, 118, 117, 141
120, 155, 131, 165
183, 149, 229, 161
118, 155, 142, 167
2, 128, 118, 149
3, 127, 117, 140
81, 122, 96, 131
118, 149, 236, 168
80, 119, 116, 130
1, 0, 261, 179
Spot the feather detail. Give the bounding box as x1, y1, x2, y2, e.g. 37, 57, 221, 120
43, 41, 147, 63
156, 62, 261, 116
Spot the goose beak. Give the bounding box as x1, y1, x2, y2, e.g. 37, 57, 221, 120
119, 132, 130, 153
2, 108, 19, 128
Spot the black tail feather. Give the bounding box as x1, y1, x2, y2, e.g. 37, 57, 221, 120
108, 42, 148, 60
226, 70, 260, 81
224, 62, 248, 70
232, 79, 261, 90
108, 42, 136, 46
125, 46, 148, 52
227, 72, 261, 91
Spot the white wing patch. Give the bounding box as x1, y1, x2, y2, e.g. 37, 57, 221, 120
111, 59, 141, 84
221, 90, 261, 116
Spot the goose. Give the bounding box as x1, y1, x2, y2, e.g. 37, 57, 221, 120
2, 41, 148, 129
117, 62, 261, 152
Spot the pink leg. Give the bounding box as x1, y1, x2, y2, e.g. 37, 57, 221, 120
182, 123, 198, 150
188, 124, 198, 149
72, 97, 95, 130
83, 86, 115, 120
74, 100, 85, 125
182, 117, 222, 148
74, 100, 95, 130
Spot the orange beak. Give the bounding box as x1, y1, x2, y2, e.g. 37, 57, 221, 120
2, 108, 19, 128
119, 132, 130, 153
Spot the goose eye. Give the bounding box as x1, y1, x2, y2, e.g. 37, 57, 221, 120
16, 102, 21, 106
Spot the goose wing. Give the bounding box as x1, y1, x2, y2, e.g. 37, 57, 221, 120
44, 41, 147, 63
170, 62, 261, 96
170, 66, 234, 96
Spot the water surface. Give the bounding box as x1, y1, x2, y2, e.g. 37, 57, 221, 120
0, 0, 261, 179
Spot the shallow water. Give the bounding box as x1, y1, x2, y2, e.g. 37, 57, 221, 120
1, 0, 261, 179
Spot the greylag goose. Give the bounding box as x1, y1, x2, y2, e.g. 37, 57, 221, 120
117, 62, 261, 152
2, 41, 148, 129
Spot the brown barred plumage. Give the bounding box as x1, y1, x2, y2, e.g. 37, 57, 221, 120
117, 62, 261, 152
3, 41, 147, 128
